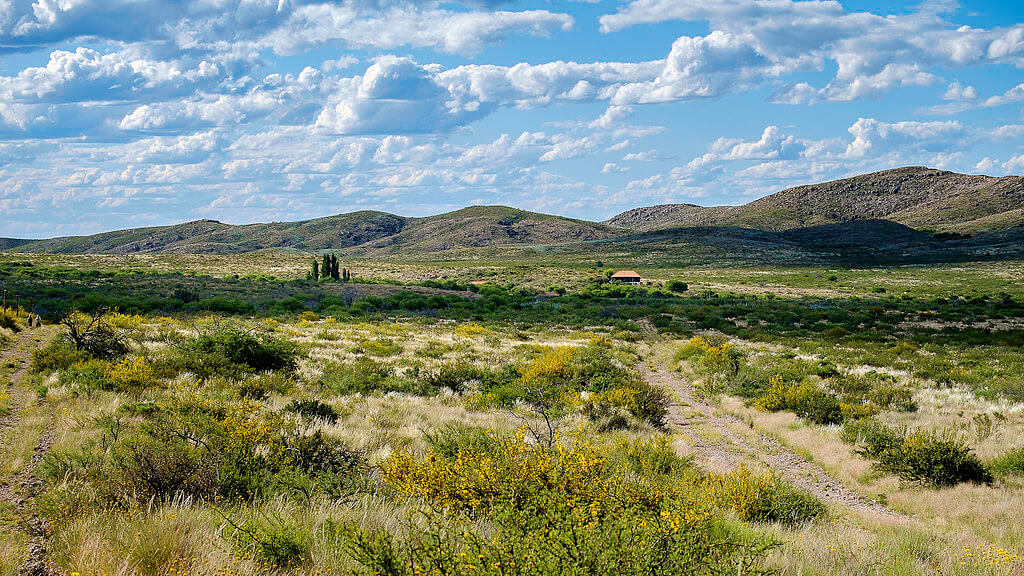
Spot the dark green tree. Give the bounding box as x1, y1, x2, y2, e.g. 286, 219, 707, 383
311, 260, 320, 282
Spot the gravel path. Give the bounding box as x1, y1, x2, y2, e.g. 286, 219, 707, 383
646, 363, 905, 519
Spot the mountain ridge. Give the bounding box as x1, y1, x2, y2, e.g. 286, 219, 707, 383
3, 167, 1022, 256
605, 167, 1024, 234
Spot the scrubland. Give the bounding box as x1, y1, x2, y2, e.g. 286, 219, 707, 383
0, 255, 1022, 575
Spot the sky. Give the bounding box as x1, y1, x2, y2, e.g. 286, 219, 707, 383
0, 0, 1023, 238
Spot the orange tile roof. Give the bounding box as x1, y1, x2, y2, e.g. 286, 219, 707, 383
610, 270, 640, 278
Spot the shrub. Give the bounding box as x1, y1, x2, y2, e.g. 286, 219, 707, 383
675, 337, 742, 391
589, 379, 670, 427
0, 308, 20, 332
513, 344, 667, 425
666, 280, 689, 293
104, 355, 157, 392
232, 515, 310, 568
112, 431, 218, 502
421, 361, 483, 393
705, 467, 826, 525
59, 360, 112, 393
238, 372, 294, 400
320, 358, 400, 395
285, 398, 339, 423
839, 402, 879, 420
754, 377, 843, 425
60, 310, 131, 360
841, 420, 992, 486
33, 338, 91, 373
371, 434, 776, 576
423, 423, 500, 458
177, 326, 298, 378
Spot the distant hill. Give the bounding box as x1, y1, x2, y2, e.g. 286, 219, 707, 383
9, 206, 619, 255
351, 206, 618, 255
16, 211, 407, 254
4, 167, 1022, 259
606, 167, 1024, 234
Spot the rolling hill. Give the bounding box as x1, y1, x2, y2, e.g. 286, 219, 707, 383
7, 206, 619, 255
605, 167, 1024, 234
3, 167, 1021, 261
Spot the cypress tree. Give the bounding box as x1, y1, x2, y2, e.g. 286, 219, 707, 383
322, 254, 330, 281
330, 254, 340, 280
312, 260, 320, 281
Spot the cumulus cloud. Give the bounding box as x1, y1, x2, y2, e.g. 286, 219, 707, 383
265, 6, 573, 55
599, 0, 1024, 103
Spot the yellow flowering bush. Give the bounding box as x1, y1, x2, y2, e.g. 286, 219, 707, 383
363, 432, 779, 576
675, 336, 742, 390
754, 376, 843, 425
103, 355, 157, 391
455, 322, 493, 338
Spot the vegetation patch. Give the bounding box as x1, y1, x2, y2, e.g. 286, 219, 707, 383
841, 420, 992, 487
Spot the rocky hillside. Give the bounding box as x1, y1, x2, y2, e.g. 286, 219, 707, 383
606, 167, 1024, 234
8, 206, 619, 255
352, 206, 619, 255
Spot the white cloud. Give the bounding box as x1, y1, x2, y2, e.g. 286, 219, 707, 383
265, 6, 573, 55
600, 0, 1024, 103
944, 81, 978, 101
844, 118, 968, 158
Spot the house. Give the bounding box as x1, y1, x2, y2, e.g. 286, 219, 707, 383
610, 270, 642, 285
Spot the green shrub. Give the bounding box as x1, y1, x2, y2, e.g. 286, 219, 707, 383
989, 446, 1024, 477
754, 378, 842, 425
237, 372, 294, 400
233, 515, 310, 568
666, 280, 688, 293
285, 398, 339, 423
421, 361, 483, 393
319, 358, 420, 395
423, 423, 500, 458
841, 420, 992, 486
33, 338, 90, 373
59, 360, 112, 394
705, 468, 826, 525
177, 326, 298, 378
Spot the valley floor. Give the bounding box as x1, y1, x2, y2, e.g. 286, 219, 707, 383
0, 255, 1022, 575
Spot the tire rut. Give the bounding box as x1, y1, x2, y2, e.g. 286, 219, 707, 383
646, 363, 905, 519
0, 328, 57, 576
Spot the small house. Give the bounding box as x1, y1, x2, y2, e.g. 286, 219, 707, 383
610, 270, 642, 285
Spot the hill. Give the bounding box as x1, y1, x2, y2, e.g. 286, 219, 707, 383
4, 167, 1023, 259
351, 205, 619, 255
16, 211, 407, 254
9, 206, 620, 255
606, 167, 1024, 234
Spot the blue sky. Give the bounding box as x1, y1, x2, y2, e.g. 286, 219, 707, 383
0, 0, 1022, 237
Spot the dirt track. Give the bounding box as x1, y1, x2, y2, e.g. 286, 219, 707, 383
0, 328, 56, 576
646, 363, 905, 519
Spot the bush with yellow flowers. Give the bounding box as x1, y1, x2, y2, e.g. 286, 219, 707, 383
675, 336, 743, 390
754, 376, 843, 425
364, 430, 782, 576
476, 343, 669, 426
